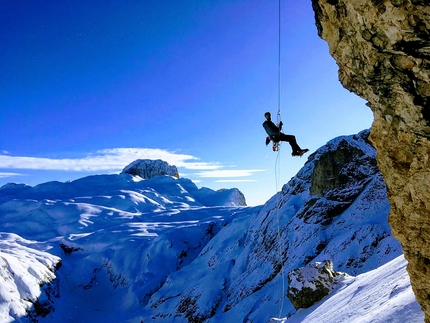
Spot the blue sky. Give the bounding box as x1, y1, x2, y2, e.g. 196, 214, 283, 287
0, 0, 372, 205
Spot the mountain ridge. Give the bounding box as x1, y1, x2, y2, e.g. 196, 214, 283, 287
0, 130, 423, 322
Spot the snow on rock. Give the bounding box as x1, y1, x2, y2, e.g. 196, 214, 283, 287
0, 233, 61, 322
195, 187, 247, 206
121, 159, 179, 179
287, 260, 348, 309
283, 255, 424, 323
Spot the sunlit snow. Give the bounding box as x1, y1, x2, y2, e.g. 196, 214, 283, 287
0, 133, 424, 322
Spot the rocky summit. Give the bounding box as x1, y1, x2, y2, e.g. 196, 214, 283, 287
121, 159, 179, 179
312, 1, 430, 321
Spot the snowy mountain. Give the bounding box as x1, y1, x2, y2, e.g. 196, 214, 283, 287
0, 132, 424, 322
121, 159, 179, 179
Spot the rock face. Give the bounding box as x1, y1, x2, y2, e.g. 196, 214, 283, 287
311, 1, 430, 321
121, 159, 179, 179
146, 131, 403, 321
196, 187, 247, 206
287, 260, 347, 309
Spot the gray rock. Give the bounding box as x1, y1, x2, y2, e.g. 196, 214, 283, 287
287, 260, 348, 309
121, 159, 179, 179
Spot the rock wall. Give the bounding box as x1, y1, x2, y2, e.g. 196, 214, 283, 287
311, 1, 430, 321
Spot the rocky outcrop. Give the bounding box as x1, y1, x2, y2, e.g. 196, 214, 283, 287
287, 260, 348, 309
311, 1, 430, 321
121, 159, 179, 179
217, 188, 247, 206
195, 187, 247, 206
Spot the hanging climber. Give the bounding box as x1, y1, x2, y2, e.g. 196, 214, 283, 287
262, 111, 309, 157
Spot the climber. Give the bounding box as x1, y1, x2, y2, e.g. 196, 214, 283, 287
262, 111, 309, 157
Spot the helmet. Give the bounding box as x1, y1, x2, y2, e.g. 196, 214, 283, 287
264, 112, 271, 117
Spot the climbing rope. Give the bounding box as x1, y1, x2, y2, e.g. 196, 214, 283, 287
275, 147, 285, 318
275, 0, 285, 318
272, 0, 282, 153
277, 0, 282, 124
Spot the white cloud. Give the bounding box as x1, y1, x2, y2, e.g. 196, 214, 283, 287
0, 149, 264, 182
0, 148, 220, 172
0, 172, 23, 178
215, 179, 256, 183
196, 169, 265, 178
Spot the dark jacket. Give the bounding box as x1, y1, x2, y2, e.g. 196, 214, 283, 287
263, 120, 280, 137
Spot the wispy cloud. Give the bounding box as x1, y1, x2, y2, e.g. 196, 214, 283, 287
0, 172, 23, 178
0, 148, 220, 172
196, 169, 265, 178
215, 179, 256, 183
0, 149, 264, 181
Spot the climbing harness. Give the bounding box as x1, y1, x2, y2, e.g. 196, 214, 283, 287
272, 141, 280, 152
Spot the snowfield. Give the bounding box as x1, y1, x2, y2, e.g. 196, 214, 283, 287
0, 131, 424, 322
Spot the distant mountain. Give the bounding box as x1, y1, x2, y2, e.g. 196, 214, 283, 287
121, 159, 179, 179
0, 131, 423, 322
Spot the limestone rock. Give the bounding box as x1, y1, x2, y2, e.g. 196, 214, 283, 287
287, 260, 348, 309
121, 159, 179, 179
309, 130, 377, 200
312, 1, 430, 321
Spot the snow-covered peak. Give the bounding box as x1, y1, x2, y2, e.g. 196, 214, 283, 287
121, 159, 179, 179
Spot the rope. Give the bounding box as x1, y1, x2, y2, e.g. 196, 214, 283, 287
276, 0, 282, 150
275, 0, 285, 318
275, 148, 285, 318
277, 0, 282, 121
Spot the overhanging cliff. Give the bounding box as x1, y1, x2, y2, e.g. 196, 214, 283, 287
311, 1, 430, 321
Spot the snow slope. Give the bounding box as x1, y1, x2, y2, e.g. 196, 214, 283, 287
0, 234, 60, 323
0, 174, 253, 322
0, 131, 424, 322
283, 255, 422, 323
